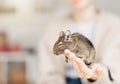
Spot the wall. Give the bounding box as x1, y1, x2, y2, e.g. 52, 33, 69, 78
0, 14, 51, 48
0, 0, 120, 48
96, 0, 120, 15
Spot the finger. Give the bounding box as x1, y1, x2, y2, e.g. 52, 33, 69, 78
73, 57, 93, 78
75, 58, 90, 72
64, 49, 77, 61
91, 64, 103, 79
64, 49, 84, 77
95, 66, 103, 77
64, 49, 93, 78
71, 61, 83, 78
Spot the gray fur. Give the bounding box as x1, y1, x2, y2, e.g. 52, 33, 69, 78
53, 30, 95, 66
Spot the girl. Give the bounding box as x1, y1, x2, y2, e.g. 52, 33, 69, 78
39, 0, 120, 84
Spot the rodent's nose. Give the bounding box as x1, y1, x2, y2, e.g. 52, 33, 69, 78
53, 50, 59, 55
55, 52, 59, 55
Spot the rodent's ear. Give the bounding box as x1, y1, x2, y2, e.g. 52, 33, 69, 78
65, 30, 71, 36
59, 31, 65, 37
65, 30, 71, 35
65, 30, 72, 41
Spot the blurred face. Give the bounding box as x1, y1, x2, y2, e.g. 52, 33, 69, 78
68, 0, 95, 10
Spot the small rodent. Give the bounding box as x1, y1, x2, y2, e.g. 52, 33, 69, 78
53, 30, 95, 66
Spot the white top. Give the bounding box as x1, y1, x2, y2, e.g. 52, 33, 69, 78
66, 20, 96, 79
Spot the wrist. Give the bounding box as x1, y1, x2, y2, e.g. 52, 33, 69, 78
87, 70, 99, 82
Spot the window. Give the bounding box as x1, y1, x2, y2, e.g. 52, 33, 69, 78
0, 0, 15, 13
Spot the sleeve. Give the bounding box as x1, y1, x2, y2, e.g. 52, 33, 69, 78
87, 21, 120, 84
37, 23, 66, 84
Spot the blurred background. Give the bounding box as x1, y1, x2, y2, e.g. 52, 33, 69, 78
0, 0, 120, 84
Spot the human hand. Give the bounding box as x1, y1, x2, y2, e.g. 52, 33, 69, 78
64, 49, 103, 80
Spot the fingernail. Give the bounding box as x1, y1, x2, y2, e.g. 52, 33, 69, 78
76, 58, 82, 62
64, 49, 70, 54
98, 67, 103, 71
68, 53, 73, 57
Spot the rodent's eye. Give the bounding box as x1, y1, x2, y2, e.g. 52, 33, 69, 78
58, 42, 63, 47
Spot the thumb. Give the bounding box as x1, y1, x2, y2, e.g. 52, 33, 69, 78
96, 66, 103, 77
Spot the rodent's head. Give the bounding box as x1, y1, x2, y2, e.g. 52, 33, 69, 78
53, 30, 73, 55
